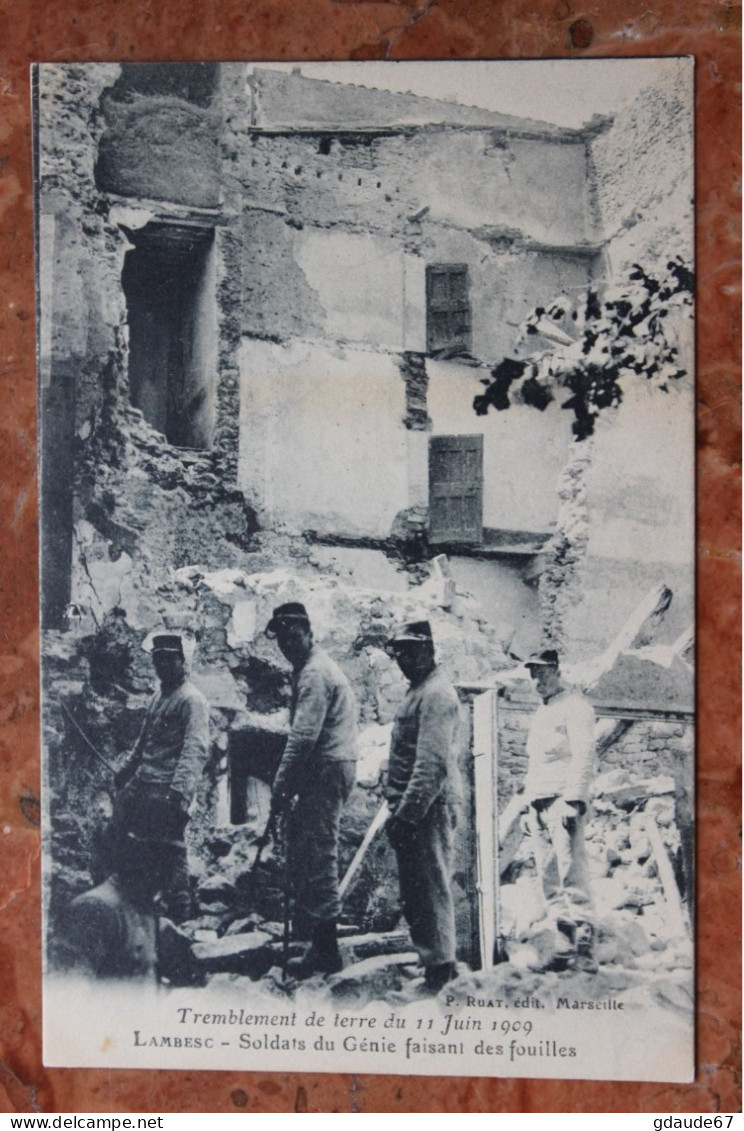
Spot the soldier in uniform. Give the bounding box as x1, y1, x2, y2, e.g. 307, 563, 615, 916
110, 632, 210, 923
385, 620, 461, 992
60, 831, 163, 979
265, 602, 358, 976
523, 648, 597, 972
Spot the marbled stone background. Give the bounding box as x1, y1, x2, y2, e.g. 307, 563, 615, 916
0, 0, 739, 1113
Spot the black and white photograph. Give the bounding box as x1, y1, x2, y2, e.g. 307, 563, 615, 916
36, 58, 695, 1080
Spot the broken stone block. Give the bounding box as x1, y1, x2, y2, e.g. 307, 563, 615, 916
180, 914, 226, 934
191, 929, 274, 976
192, 929, 219, 943
228, 600, 257, 647
328, 952, 420, 1001
222, 913, 282, 938
197, 900, 230, 916
338, 930, 412, 963
198, 875, 239, 904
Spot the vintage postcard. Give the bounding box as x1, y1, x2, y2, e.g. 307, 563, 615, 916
36, 58, 695, 1080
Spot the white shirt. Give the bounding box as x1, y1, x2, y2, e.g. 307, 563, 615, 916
523, 687, 596, 803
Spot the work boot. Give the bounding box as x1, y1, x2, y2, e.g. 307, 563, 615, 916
288, 920, 343, 978
424, 962, 457, 993
569, 920, 597, 974
529, 919, 575, 973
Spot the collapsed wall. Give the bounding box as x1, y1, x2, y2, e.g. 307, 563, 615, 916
589, 57, 694, 278
531, 60, 695, 663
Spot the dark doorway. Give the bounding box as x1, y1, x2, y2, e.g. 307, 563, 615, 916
122, 222, 216, 448
228, 728, 287, 826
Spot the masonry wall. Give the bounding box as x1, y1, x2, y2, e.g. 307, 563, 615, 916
589, 57, 694, 278
427, 360, 573, 533
533, 61, 695, 664
564, 379, 695, 659
37, 63, 128, 625
238, 126, 595, 356
234, 73, 597, 541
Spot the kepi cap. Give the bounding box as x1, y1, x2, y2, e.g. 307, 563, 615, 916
524, 648, 560, 668
151, 633, 185, 656
386, 620, 433, 649
265, 601, 311, 638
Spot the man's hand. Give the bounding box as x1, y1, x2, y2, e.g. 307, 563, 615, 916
146, 788, 189, 838
385, 814, 419, 850
113, 760, 137, 791
270, 786, 292, 817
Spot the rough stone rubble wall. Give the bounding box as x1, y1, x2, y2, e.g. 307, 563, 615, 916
37, 63, 127, 425
589, 58, 694, 277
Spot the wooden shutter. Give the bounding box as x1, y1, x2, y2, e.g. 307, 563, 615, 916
426, 264, 472, 354
428, 434, 483, 543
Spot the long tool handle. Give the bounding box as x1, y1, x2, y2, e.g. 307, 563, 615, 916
250, 812, 276, 875
61, 701, 117, 774
282, 826, 291, 982
339, 802, 388, 903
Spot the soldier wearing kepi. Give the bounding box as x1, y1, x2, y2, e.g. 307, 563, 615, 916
385, 620, 461, 993
111, 632, 210, 924
523, 648, 597, 972
265, 602, 358, 976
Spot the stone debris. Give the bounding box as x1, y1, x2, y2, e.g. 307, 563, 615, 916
328, 953, 421, 1001
338, 930, 412, 963
191, 930, 275, 975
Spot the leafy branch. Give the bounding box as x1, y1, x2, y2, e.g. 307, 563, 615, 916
473, 258, 694, 441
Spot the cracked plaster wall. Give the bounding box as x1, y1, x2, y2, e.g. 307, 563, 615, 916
237, 125, 597, 360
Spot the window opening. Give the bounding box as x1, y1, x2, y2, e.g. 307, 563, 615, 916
122, 221, 216, 448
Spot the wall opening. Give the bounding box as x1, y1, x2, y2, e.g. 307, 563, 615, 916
227, 727, 286, 826
122, 221, 216, 448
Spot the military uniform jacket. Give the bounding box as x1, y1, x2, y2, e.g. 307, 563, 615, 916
273, 645, 358, 798
386, 666, 461, 826
131, 678, 210, 802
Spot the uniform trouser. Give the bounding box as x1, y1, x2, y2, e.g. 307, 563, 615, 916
106, 780, 192, 924
528, 797, 592, 928
288, 759, 356, 938
393, 800, 457, 969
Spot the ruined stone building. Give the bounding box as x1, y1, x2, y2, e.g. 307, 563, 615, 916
37, 63, 695, 974
38, 62, 693, 653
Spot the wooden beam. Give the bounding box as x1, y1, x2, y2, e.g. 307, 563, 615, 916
563, 583, 674, 688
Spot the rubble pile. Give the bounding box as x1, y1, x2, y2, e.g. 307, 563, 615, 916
500, 765, 691, 983
45, 544, 694, 1004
